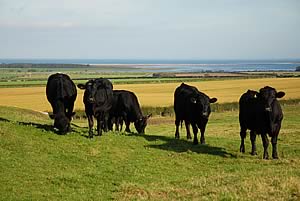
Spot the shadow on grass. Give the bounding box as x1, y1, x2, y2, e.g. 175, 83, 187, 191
127, 133, 236, 158
0, 117, 10, 122
17, 121, 81, 135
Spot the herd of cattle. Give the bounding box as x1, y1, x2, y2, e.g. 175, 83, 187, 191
46, 73, 285, 159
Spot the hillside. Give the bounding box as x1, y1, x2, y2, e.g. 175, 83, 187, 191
0, 105, 299, 200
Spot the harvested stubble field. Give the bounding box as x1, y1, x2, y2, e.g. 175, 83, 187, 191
0, 77, 299, 112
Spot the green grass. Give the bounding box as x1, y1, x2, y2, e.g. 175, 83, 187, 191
0, 104, 299, 200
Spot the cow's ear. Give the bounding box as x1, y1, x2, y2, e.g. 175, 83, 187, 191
190, 97, 197, 104
49, 114, 55, 119
77, 84, 86, 90
276, 91, 285, 98
209, 98, 217, 103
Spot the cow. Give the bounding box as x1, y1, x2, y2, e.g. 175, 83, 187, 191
239, 86, 285, 159
108, 91, 124, 132
77, 78, 113, 138
46, 73, 77, 133
109, 90, 151, 134
174, 83, 217, 145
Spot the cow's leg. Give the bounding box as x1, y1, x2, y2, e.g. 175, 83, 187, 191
119, 118, 124, 131
199, 125, 207, 145
87, 115, 94, 138
175, 119, 180, 139
250, 130, 257, 155
66, 101, 74, 120
271, 135, 279, 159
239, 127, 247, 153
199, 120, 208, 144
97, 116, 103, 136
191, 123, 198, 145
125, 121, 131, 133
115, 117, 119, 132
103, 113, 109, 132
184, 120, 192, 140
261, 133, 269, 159
122, 113, 131, 133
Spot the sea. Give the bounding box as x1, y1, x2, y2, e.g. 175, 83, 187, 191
0, 59, 299, 72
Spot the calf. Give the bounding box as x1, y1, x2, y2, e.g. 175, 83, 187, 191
110, 90, 151, 134
174, 83, 217, 144
46, 73, 77, 133
239, 86, 285, 159
77, 78, 113, 138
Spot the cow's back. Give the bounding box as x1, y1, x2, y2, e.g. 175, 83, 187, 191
93, 78, 113, 113
174, 83, 199, 119
115, 90, 143, 121
46, 73, 77, 103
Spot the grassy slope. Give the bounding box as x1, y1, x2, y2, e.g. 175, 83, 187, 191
0, 105, 299, 201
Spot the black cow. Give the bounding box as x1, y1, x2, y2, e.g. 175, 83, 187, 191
77, 78, 113, 138
46, 73, 77, 133
174, 83, 217, 144
239, 86, 285, 159
109, 90, 151, 134
107, 90, 124, 132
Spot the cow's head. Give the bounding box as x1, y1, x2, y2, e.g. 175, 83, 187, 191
134, 114, 152, 134
49, 113, 71, 134
78, 79, 113, 104
78, 79, 98, 104
191, 95, 217, 118
258, 86, 285, 112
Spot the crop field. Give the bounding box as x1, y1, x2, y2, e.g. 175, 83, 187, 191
0, 77, 299, 112
0, 102, 299, 200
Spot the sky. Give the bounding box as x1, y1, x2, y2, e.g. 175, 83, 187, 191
0, 0, 299, 60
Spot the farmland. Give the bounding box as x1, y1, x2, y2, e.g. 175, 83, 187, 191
0, 69, 300, 200
0, 77, 299, 112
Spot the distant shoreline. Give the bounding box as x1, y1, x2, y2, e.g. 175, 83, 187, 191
0, 61, 299, 72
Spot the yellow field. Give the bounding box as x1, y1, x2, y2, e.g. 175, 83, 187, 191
0, 78, 299, 112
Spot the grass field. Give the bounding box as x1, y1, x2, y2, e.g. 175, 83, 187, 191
0, 77, 299, 112
0, 102, 299, 200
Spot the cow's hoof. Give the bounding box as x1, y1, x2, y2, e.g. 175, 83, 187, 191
263, 155, 269, 160
250, 151, 257, 155
187, 135, 192, 140
240, 147, 245, 153
193, 140, 199, 145
200, 139, 206, 144
272, 154, 279, 159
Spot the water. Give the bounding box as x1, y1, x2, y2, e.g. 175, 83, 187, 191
0, 59, 299, 72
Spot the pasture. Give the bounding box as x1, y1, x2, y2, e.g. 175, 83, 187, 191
0, 102, 299, 200
0, 77, 299, 112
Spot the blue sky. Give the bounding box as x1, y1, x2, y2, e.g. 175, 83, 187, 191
0, 0, 299, 60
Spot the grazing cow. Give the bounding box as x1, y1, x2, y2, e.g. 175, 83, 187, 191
109, 90, 151, 134
77, 78, 113, 138
174, 83, 217, 144
108, 91, 124, 132
46, 73, 77, 133
239, 86, 285, 159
